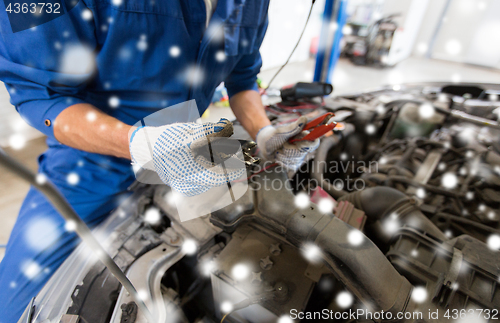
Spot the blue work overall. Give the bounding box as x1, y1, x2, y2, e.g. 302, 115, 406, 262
0, 0, 268, 321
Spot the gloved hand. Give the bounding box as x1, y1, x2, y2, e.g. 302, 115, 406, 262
256, 116, 320, 171
129, 118, 245, 196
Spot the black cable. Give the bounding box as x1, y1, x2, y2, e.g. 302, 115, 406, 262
434, 212, 500, 235
266, 0, 316, 90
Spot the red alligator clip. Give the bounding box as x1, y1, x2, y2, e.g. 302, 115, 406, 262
289, 112, 337, 143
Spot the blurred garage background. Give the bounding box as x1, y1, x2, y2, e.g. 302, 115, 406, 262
1, 0, 500, 261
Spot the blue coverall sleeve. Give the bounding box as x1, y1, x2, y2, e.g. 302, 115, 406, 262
224, 18, 268, 98
0, 2, 97, 140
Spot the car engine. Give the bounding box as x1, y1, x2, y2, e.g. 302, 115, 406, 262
22, 83, 500, 323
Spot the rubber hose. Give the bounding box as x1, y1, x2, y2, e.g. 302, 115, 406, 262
311, 135, 348, 199
339, 187, 447, 241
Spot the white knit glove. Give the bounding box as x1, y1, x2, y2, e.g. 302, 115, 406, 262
256, 116, 320, 172
129, 119, 245, 196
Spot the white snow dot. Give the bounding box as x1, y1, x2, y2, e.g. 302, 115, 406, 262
365, 124, 376, 135
170, 46, 181, 57
318, 198, 334, 213
25, 217, 59, 252
144, 207, 161, 224
137, 289, 148, 301
108, 96, 120, 108
231, 263, 250, 281
215, 50, 226, 62
441, 172, 458, 189
277, 315, 294, 323
438, 93, 448, 102
137, 37, 148, 51
63, 31, 70, 38
478, 204, 486, 212
411, 249, 418, 257
294, 192, 309, 209
185, 66, 204, 86
451, 73, 461, 83
9, 281, 17, 288
417, 42, 428, 54
347, 230, 364, 246
221, 301, 233, 313
35, 173, 47, 185
132, 163, 141, 174
22, 261, 42, 280
487, 234, 500, 251
81, 9, 93, 21
65, 220, 77, 232
165, 191, 178, 206
60, 45, 95, 74
54, 41, 62, 50
445, 230, 453, 238
445, 39, 462, 55
67, 172, 80, 185
411, 286, 427, 303
384, 218, 399, 234
301, 242, 322, 264
9, 133, 26, 150
487, 211, 496, 220
340, 153, 348, 161
200, 260, 216, 276
416, 188, 426, 199
342, 25, 352, 35
86, 111, 97, 122
336, 291, 354, 309
466, 191, 474, 200
112, 0, 122, 5
488, 93, 498, 101
419, 103, 435, 119
182, 239, 198, 255
392, 84, 401, 91
438, 162, 446, 171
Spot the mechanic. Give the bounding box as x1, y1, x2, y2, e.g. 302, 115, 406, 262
0, 0, 319, 321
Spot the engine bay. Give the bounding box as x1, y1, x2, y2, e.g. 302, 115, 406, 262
24, 83, 500, 323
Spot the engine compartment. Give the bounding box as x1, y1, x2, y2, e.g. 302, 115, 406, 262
23, 83, 500, 323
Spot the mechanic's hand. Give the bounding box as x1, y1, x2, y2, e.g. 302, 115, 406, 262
256, 116, 320, 171
129, 119, 245, 196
